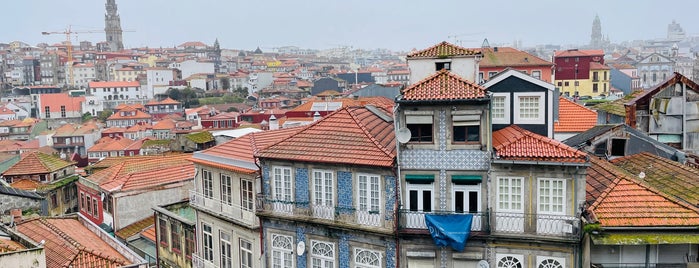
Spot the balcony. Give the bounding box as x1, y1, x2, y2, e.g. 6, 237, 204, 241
256, 194, 390, 232
189, 190, 259, 228
398, 210, 580, 240
192, 253, 218, 268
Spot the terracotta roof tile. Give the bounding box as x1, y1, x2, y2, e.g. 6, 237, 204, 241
115, 215, 154, 240
554, 49, 604, 57
611, 152, 699, 206
555, 97, 598, 133
400, 69, 486, 102
407, 41, 480, 59
3, 152, 75, 176
17, 218, 130, 268
493, 125, 587, 163
590, 177, 699, 227
39, 93, 84, 113
257, 106, 396, 167
477, 47, 553, 67
89, 154, 194, 192
88, 137, 137, 152
586, 156, 628, 206
88, 81, 140, 88
141, 225, 156, 242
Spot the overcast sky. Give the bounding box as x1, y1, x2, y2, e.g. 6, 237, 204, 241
3, 0, 698, 52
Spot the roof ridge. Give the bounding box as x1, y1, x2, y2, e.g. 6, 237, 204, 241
559, 96, 597, 114
39, 218, 82, 249
348, 107, 395, 160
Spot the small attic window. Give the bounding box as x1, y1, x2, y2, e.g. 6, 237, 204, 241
436, 62, 451, 71
610, 138, 627, 157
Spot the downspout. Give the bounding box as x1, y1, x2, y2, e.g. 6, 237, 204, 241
154, 211, 160, 268
393, 103, 401, 268
682, 82, 687, 151
254, 157, 265, 267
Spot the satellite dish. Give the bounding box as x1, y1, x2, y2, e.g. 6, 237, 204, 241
478, 260, 490, 268
396, 127, 412, 144
296, 241, 305, 256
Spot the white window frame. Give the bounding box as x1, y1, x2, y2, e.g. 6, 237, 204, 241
491, 93, 510, 124
312, 169, 335, 220
241, 179, 254, 211
272, 166, 293, 202
496, 253, 525, 268
354, 247, 382, 268
202, 169, 213, 199
452, 184, 481, 214
406, 183, 434, 212
220, 231, 232, 268
531, 70, 542, 80
538, 178, 566, 215
202, 223, 213, 262
271, 234, 294, 268
357, 173, 381, 226
240, 238, 253, 268
310, 240, 335, 268
220, 174, 232, 205
514, 92, 545, 125
536, 256, 566, 268
497, 177, 524, 213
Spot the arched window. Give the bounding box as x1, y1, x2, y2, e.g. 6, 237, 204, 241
497, 254, 523, 268
537, 256, 565, 268
354, 248, 381, 268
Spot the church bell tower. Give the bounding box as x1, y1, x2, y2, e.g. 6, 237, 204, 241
105, 0, 124, 51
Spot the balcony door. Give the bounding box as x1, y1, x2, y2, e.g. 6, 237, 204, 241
312, 170, 334, 220
406, 183, 433, 229
537, 178, 570, 235
496, 177, 524, 233
453, 184, 481, 231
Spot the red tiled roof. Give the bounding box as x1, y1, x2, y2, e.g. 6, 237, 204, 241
39, 93, 84, 113
141, 225, 156, 243
257, 106, 396, 167
193, 127, 302, 173
115, 216, 154, 240
107, 109, 152, 120
493, 125, 587, 163
400, 69, 486, 101
590, 62, 610, 70
88, 81, 140, 88
3, 152, 75, 176
88, 154, 194, 192
554, 49, 604, 57
590, 177, 699, 227
407, 41, 480, 59
611, 152, 699, 206
152, 119, 176, 130
476, 47, 553, 67
554, 97, 598, 133
17, 218, 130, 268
88, 137, 137, 152
585, 156, 628, 206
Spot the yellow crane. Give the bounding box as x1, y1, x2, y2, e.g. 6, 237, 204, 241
42, 26, 103, 87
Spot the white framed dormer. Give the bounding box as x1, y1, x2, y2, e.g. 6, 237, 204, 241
491, 93, 510, 125
514, 92, 545, 125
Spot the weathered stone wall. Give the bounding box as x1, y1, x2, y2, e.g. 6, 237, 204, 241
0, 195, 41, 215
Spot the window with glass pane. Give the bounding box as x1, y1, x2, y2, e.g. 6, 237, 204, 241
241, 179, 254, 211
171, 222, 181, 253
492, 96, 505, 120
202, 224, 213, 261
220, 232, 232, 268
498, 177, 523, 212
271, 234, 293, 268
358, 174, 380, 213
354, 248, 381, 268
314, 170, 334, 207
311, 240, 335, 268
539, 178, 565, 214
221, 174, 232, 205
519, 96, 540, 119
158, 218, 168, 246
273, 167, 292, 202
203, 170, 213, 198
185, 228, 195, 259
240, 239, 253, 268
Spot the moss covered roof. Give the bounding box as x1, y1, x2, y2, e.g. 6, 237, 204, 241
142, 139, 172, 148
185, 131, 214, 143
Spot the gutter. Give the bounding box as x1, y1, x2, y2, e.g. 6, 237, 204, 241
492, 159, 590, 167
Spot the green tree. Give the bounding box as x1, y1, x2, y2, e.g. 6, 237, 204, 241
220, 77, 231, 90
168, 88, 181, 100
81, 112, 93, 123
98, 109, 113, 122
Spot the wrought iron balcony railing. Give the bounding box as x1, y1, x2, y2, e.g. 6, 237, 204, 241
189, 190, 258, 228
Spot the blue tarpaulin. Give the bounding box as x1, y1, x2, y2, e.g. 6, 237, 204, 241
424, 214, 473, 252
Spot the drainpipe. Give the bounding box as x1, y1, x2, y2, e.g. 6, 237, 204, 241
682, 82, 687, 151
393, 103, 402, 268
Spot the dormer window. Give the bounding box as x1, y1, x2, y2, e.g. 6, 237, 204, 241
435, 62, 451, 71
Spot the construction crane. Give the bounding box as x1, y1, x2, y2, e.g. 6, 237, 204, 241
42, 26, 103, 87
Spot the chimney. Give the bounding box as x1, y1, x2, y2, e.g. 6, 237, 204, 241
313, 111, 321, 121
269, 115, 279, 130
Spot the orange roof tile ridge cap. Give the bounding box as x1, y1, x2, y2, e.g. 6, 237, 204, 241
40, 218, 83, 249
560, 96, 597, 114
402, 69, 449, 93
349, 107, 395, 160
32, 152, 52, 173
